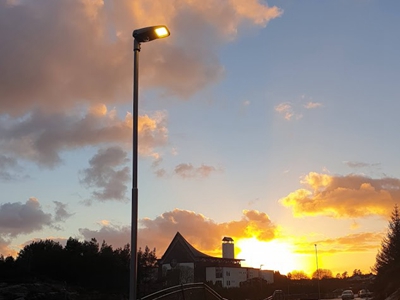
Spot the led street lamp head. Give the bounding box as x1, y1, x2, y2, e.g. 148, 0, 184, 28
132, 25, 170, 43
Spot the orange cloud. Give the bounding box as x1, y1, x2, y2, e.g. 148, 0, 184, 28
137, 209, 277, 256
126, 0, 282, 38
77, 209, 277, 256
0, 236, 17, 257
293, 232, 383, 255
280, 172, 399, 218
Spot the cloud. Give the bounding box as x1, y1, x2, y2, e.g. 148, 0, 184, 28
0, 198, 53, 237
316, 232, 384, 252
0, 236, 16, 257
53, 201, 74, 222
344, 161, 380, 169
139, 209, 277, 256
280, 172, 400, 218
0, 0, 281, 185
304, 102, 322, 109
138, 111, 169, 159
174, 163, 221, 179
155, 168, 167, 178
0, 198, 73, 250
0, 107, 167, 168
79, 146, 130, 202
275, 96, 322, 121
0, 0, 130, 116
0, 154, 26, 181
0, 0, 282, 116
274, 103, 302, 121
79, 223, 131, 249
153, 161, 221, 179
294, 232, 384, 255
77, 209, 277, 256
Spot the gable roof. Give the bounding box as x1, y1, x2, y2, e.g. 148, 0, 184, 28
159, 232, 243, 265
160, 232, 211, 262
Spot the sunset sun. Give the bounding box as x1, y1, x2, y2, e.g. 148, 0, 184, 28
236, 237, 307, 275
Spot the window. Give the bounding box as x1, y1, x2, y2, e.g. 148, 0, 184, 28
216, 267, 222, 278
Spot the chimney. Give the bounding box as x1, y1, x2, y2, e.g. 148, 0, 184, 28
222, 237, 234, 259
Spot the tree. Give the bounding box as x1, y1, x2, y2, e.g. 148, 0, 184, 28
17, 239, 64, 280
288, 270, 310, 280
137, 246, 158, 297
312, 269, 333, 279
373, 204, 400, 299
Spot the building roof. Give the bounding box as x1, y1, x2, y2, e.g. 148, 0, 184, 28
158, 232, 243, 266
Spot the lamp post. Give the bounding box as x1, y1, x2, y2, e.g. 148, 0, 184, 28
315, 244, 321, 300
131, 25, 170, 300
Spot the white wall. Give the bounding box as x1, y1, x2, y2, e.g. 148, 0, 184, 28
206, 267, 273, 288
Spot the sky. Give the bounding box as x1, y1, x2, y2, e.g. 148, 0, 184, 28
1, 0, 400, 277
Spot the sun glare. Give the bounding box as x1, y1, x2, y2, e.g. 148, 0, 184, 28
236, 238, 308, 275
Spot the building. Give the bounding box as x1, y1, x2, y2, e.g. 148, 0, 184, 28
158, 232, 274, 288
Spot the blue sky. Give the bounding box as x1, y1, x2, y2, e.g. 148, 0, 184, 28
1, 0, 399, 276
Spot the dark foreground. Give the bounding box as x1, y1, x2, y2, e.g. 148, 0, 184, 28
0, 282, 127, 300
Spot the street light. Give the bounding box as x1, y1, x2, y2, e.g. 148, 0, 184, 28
315, 244, 321, 300
131, 25, 170, 300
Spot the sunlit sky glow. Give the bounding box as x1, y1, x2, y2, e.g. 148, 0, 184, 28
1, 0, 399, 277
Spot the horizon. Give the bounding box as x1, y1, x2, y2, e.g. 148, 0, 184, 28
4, 231, 380, 278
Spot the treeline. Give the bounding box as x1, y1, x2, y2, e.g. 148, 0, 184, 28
288, 268, 369, 280
0, 238, 158, 297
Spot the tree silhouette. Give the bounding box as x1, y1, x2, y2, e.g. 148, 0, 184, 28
288, 270, 309, 280
0, 255, 18, 282
13, 238, 132, 295
312, 269, 333, 279
373, 204, 400, 299
137, 246, 158, 297
17, 239, 64, 280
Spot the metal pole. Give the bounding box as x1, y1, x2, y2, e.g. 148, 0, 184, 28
130, 39, 141, 300
315, 244, 320, 300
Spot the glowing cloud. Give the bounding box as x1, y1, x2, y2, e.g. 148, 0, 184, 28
138, 209, 277, 256
280, 172, 399, 218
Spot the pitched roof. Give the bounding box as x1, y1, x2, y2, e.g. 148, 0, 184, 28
160, 232, 212, 262
159, 232, 243, 264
